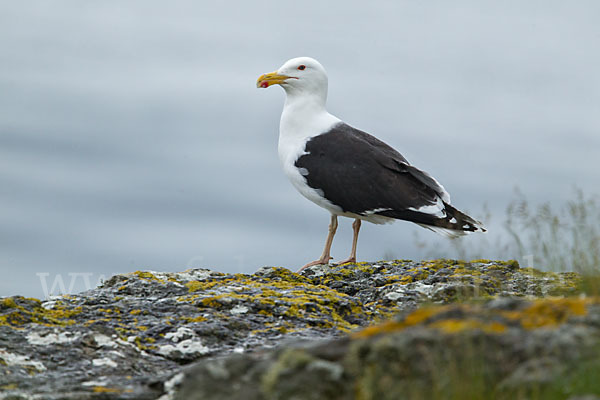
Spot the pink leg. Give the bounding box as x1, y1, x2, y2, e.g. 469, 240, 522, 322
335, 219, 361, 265
298, 215, 338, 272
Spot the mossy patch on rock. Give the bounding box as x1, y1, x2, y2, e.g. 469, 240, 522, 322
354, 297, 594, 340
0, 296, 81, 328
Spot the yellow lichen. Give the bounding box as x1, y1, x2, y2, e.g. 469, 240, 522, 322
97, 308, 121, 314
429, 319, 507, 334
83, 318, 112, 326
352, 320, 404, 339
0, 383, 17, 390
502, 297, 590, 329
181, 315, 207, 323
353, 307, 443, 339
404, 307, 443, 326
470, 259, 492, 264
0, 298, 81, 329
133, 271, 163, 282
178, 271, 366, 332
1, 298, 18, 308
92, 386, 123, 393
185, 280, 223, 292
353, 297, 596, 339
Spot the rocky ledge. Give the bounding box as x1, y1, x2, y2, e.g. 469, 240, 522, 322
0, 260, 592, 399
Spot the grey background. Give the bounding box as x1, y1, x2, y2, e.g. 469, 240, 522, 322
1, 1, 599, 298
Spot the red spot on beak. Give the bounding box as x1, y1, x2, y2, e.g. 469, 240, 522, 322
260, 82, 269, 88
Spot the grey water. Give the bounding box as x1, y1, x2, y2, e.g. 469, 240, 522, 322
1, 1, 599, 298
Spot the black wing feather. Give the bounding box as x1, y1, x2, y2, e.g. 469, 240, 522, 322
294, 123, 484, 232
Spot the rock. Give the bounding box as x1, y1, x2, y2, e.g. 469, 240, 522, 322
0, 260, 585, 398
175, 297, 600, 400
498, 357, 565, 390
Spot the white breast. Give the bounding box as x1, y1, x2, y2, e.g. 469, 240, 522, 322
277, 104, 344, 214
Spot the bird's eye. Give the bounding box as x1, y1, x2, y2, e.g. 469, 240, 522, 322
297, 65, 306, 71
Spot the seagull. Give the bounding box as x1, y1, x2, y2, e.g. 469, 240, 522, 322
257, 57, 485, 271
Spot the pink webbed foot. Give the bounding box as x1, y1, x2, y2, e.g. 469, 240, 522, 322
298, 257, 333, 272
334, 256, 357, 266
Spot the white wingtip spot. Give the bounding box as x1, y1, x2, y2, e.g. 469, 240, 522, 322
408, 197, 446, 218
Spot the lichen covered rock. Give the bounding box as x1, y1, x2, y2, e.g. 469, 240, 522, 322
0, 260, 586, 399
175, 297, 600, 400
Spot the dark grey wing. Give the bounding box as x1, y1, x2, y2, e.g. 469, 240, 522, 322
295, 123, 483, 233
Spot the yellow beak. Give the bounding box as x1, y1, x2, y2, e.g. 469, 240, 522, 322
256, 71, 290, 88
